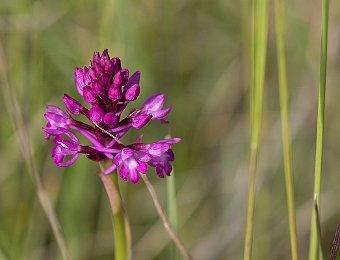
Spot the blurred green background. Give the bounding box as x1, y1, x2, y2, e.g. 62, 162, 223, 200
1, 0, 340, 259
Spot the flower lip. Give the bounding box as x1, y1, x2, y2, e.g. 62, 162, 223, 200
113, 147, 150, 183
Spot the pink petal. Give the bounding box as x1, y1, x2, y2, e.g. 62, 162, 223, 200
136, 161, 148, 174
119, 166, 129, 181
156, 167, 164, 178
129, 168, 140, 184
56, 154, 79, 167
142, 94, 165, 112
125, 71, 140, 89
74, 68, 85, 96
103, 163, 117, 175
148, 143, 170, 156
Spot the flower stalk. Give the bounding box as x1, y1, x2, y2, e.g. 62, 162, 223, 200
99, 162, 131, 260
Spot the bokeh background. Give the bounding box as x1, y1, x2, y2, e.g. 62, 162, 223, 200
1, 0, 340, 259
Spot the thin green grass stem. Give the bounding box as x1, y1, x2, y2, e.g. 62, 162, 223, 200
274, 1, 299, 259
0, 45, 71, 260
165, 134, 179, 259
244, 1, 269, 259
309, 0, 330, 259
167, 169, 179, 259
250, 0, 256, 125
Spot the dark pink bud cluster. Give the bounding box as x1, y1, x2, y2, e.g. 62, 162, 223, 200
43, 50, 180, 183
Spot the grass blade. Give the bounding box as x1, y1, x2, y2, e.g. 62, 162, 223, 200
0, 44, 71, 260
308, 0, 330, 259
167, 168, 179, 259
274, 0, 299, 259
244, 0, 269, 259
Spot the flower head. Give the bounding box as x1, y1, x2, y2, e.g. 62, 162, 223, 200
44, 49, 180, 183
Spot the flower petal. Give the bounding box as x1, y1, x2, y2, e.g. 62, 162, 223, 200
151, 107, 172, 120
156, 167, 164, 178
102, 163, 117, 175
56, 154, 79, 167
125, 84, 140, 101
119, 166, 129, 181
124, 71, 140, 89
142, 93, 165, 112
164, 162, 172, 176
148, 143, 171, 156
129, 168, 139, 184
131, 114, 152, 129
136, 161, 148, 174
46, 105, 68, 117
74, 68, 85, 96
63, 94, 83, 115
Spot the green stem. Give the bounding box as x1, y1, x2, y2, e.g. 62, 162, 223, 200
244, 146, 259, 260
112, 200, 128, 260
99, 163, 131, 260
244, 0, 269, 259
167, 168, 179, 259
309, 0, 329, 259
274, 1, 299, 259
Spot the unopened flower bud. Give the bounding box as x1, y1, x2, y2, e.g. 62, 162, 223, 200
92, 81, 104, 95
113, 69, 129, 86
111, 58, 121, 75
74, 68, 85, 95
125, 84, 140, 101
89, 104, 104, 124
103, 112, 119, 127
108, 84, 122, 100
131, 114, 152, 129
83, 86, 97, 104
63, 94, 83, 114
